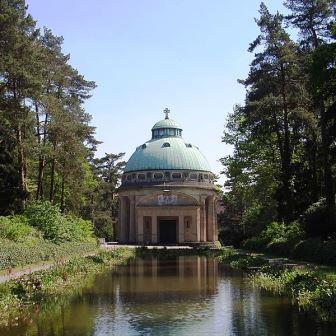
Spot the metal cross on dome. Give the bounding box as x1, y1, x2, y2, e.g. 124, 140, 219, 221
163, 108, 170, 119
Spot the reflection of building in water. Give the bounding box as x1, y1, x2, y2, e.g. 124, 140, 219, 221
118, 110, 218, 244
121, 256, 218, 299
115, 256, 219, 334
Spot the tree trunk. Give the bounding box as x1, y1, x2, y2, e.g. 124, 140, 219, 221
321, 104, 335, 219
16, 124, 26, 210
60, 165, 65, 213
49, 142, 56, 203
36, 108, 49, 200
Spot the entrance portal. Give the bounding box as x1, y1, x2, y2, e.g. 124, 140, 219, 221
159, 219, 177, 243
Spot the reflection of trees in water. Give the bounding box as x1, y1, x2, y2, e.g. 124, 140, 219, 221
5, 256, 336, 336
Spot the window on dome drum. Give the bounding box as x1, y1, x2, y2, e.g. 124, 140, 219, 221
126, 174, 132, 181
162, 142, 170, 148
204, 174, 209, 180
132, 173, 136, 179
169, 129, 174, 136
146, 172, 152, 179
172, 172, 182, 179
165, 171, 170, 178
159, 129, 164, 136
199, 173, 204, 181
154, 172, 163, 179
189, 173, 198, 180
186, 143, 192, 148
138, 173, 146, 180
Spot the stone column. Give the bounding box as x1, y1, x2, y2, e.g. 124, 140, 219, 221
200, 196, 207, 242
196, 207, 201, 242
213, 197, 218, 241
207, 197, 215, 242
152, 216, 158, 244
178, 215, 184, 243
137, 215, 144, 243
117, 197, 122, 242
129, 195, 135, 242
119, 196, 127, 243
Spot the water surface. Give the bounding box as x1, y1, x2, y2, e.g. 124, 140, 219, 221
3, 256, 336, 335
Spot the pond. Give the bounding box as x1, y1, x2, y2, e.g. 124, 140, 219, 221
2, 255, 336, 335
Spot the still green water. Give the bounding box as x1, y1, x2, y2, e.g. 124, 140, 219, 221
3, 256, 336, 336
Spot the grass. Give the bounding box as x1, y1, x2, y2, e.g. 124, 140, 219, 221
0, 248, 135, 327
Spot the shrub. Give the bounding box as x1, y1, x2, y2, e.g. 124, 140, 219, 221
0, 238, 97, 270
67, 216, 94, 242
92, 212, 114, 240
302, 198, 330, 237
25, 201, 70, 242
25, 201, 95, 243
242, 221, 304, 254
292, 238, 322, 263
242, 236, 268, 251
293, 238, 336, 265
0, 215, 34, 241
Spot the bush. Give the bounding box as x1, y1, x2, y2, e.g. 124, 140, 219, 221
93, 212, 114, 240
25, 201, 95, 243
242, 236, 268, 251
242, 221, 304, 253
0, 238, 97, 270
0, 215, 35, 241
302, 198, 330, 238
67, 216, 94, 242
292, 238, 336, 265
25, 201, 71, 242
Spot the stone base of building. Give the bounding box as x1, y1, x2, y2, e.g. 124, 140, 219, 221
117, 185, 218, 244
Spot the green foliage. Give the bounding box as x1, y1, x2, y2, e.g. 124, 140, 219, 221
68, 216, 94, 242
251, 266, 336, 321
0, 201, 97, 269
0, 238, 97, 270
0, 248, 135, 327
25, 202, 70, 242
0, 216, 34, 242
93, 212, 114, 240
302, 198, 330, 237
293, 239, 336, 265
243, 221, 304, 253
24, 201, 94, 242
214, 240, 222, 249
91, 153, 125, 240
220, 0, 336, 243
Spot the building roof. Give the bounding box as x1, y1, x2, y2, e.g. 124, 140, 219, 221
124, 113, 212, 173
151, 118, 181, 130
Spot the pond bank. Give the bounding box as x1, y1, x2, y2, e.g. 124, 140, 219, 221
1, 245, 335, 328
135, 246, 336, 322
0, 248, 135, 327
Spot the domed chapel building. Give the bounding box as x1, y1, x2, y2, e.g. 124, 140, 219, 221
118, 109, 218, 244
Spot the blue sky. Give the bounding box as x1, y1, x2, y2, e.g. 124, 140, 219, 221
26, 0, 286, 182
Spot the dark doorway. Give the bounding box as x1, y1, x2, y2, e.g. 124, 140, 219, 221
159, 219, 177, 243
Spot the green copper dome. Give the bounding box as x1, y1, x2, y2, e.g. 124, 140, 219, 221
124, 112, 212, 173
152, 118, 181, 130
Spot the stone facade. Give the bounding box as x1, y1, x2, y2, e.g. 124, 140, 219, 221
118, 183, 217, 244
117, 111, 218, 244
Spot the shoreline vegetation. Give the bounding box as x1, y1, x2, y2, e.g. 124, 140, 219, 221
138, 246, 336, 322
0, 245, 336, 328
0, 248, 135, 328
